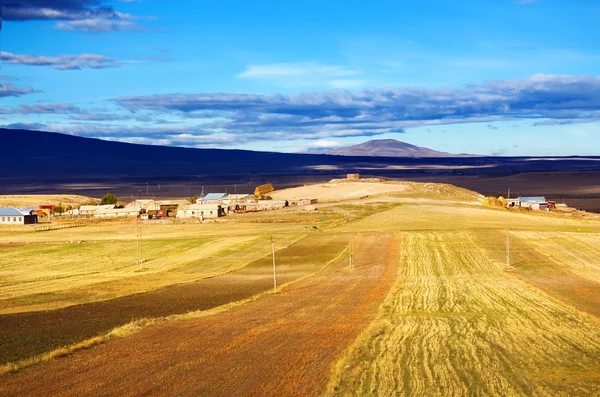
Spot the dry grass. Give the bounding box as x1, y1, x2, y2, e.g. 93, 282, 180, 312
3, 182, 600, 396
513, 231, 600, 282
0, 222, 305, 313
0, 241, 351, 375
270, 181, 412, 202
0, 195, 95, 208
328, 231, 600, 396
351, 201, 600, 233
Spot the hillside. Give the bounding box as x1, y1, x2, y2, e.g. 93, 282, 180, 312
325, 139, 470, 157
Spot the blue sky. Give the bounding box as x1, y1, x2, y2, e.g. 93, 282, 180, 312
1, 0, 600, 155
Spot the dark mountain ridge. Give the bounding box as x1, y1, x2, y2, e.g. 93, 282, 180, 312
2, 129, 600, 202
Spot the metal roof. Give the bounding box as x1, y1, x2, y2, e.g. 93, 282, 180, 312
19, 206, 39, 213
518, 196, 546, 203
0, 207, 26, 216
201, 193, 228, 200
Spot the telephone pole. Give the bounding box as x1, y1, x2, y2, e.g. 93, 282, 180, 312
349, 230, 355, 269
271, 236, 277, 292
137, 222, 143, 270
506, 225, 510, 269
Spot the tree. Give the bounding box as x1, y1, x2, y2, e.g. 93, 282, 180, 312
54, 203, 64, 214
100, 193, 118, 205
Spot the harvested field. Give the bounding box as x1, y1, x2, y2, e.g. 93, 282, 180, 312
0, 233, 346, 364
473, 230, 600, 319
352, 202, 600, 233
513, 231, 600, 283
0, 234, 400, 396
2, 180, 600, 396
0, 195, 95, 208
270, 181, 412, 202
0, 221, 316, 313
329, 231, 600, 396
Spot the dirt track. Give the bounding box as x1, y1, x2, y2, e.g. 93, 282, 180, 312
0, 234, 400, 396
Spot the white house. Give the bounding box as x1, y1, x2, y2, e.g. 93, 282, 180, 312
79, 205, 115, 216
94, 207, 142, 218
0, 207, 37, 224
177, 204, 223, 219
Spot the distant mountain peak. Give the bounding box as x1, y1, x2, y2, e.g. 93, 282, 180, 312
324, 139, 471, 158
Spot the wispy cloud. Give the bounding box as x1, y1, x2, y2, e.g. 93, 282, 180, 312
237, 62, 365, 89
55, 18, 140, 32
0, 103, 83, 114
0, 83, 40, 98
1, 51, 122, 70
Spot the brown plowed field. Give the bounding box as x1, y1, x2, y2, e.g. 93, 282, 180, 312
0, 233, 400, 396
0, 234, 346, 364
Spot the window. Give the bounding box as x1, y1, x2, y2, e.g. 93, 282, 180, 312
1, 217, 4, 222
13, 217, 16, 222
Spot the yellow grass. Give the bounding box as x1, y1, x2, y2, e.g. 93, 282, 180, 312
3, 181, 600, 395
351, 202, 600, 233
0, 194, 95, 208
328, 231, 600, 396
513, 231, 600, 282
270, 181, 412, 202
0, 244, 350, 375
0, 221, 305, 313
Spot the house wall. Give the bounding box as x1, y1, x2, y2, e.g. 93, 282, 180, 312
0, 215, 24, 224
177, 208, 220, 219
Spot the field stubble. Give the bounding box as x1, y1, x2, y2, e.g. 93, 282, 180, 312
329, 231, 600, 396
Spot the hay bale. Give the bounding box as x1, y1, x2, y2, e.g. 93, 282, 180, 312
254, 183, 275, 196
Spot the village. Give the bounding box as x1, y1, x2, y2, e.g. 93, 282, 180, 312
0, 175, 581, 226
0, 182, 319, 225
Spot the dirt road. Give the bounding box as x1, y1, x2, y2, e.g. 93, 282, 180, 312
1, 234, 400, 396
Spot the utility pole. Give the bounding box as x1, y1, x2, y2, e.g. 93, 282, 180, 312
507, 188, 511, 199
137, 222, 143, 270
271, 236, 277, 292
146, 182, 149, 196
349, 229, 355, 269
506, 225, 510, 269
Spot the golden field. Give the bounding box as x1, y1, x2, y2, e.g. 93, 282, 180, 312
1, 181, 600, 396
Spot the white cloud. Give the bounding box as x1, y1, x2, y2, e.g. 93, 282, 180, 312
237, 62, 363, 88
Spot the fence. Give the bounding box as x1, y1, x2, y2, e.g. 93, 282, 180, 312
34, 222, 87, 232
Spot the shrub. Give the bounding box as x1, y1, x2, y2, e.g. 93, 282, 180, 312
100, 193, 118, 205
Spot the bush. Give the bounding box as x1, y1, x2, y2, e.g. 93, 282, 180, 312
100, 193, 118, 205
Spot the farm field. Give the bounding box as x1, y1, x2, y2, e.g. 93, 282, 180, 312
329, 231, 600, 396
0, 232, 348, 364
0, 234, 400, 396
0, 194, 95, 208
1, 181, 600, 396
